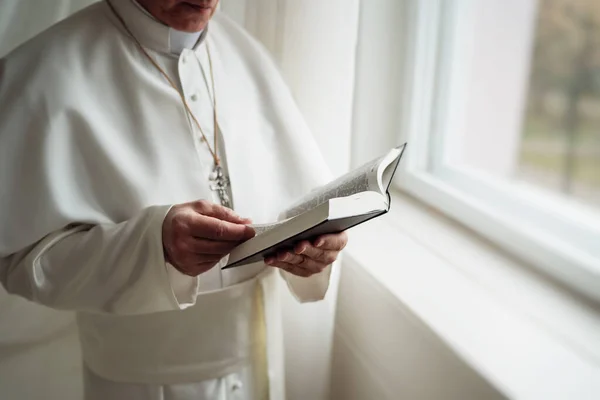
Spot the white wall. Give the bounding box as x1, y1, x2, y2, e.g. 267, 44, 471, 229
330, 256, 506, 400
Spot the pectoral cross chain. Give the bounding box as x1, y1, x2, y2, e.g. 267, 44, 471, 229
209, 165, 232, 208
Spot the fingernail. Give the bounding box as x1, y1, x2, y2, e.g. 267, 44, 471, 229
265, 258, 274, 265
296, 246, 305, 255
315, 240, 324, 248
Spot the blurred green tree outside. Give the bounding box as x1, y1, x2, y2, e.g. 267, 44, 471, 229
519, 0, 600, 207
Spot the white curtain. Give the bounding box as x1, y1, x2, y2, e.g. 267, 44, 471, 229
222, 0, 359, 176
0, 1, 360, 399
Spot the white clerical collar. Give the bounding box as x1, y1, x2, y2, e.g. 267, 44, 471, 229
169, 29, 202, 55
106, 0, 207, 56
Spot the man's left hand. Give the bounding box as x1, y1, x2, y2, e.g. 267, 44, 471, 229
264, 232, 348, 277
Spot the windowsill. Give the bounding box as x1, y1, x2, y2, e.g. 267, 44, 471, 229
344, 189, 600, 399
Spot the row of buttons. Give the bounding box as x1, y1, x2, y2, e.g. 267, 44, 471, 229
178, 51, 213, 146
180, 50, 204, 104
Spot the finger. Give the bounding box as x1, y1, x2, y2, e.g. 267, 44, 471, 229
268, 250, 327, 272
267, 261, 314, 277
189, 214, 255, 241
192, 200, 252, 224
189, 238, 239, 255
293, 240, 313, 255
297, 244, 338, 265
313, 232, 348, 251
297, 257, 329, 273
276, 251, 304, 265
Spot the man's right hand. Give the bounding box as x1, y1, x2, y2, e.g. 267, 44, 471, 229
162, 200, 255, 277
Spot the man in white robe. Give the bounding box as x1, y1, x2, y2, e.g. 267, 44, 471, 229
0, 0, 348, 399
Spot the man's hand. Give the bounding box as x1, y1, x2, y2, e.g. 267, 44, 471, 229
264, 232, 348, 277
162, 200, 255, 277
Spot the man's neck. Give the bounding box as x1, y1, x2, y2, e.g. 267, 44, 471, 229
131, 0, 203, 55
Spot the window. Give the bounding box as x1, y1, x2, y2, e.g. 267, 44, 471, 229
518, 0, 600, 209
398, 0, 600, 301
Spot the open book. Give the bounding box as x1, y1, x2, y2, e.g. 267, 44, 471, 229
223, 144, 407, 269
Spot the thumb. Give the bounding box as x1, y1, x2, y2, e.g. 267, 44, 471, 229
193, 200, 252, 224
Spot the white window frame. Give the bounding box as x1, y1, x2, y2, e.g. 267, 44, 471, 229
396, 0, 600, 302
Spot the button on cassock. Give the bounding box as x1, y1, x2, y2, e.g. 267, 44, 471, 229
231, 380, 243, 392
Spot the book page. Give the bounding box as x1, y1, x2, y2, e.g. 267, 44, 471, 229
280, 155, 387, 220
251, 218, 293, 236
377, 144, 406, 192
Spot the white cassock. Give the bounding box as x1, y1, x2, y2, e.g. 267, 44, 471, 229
0, 0, 333, 399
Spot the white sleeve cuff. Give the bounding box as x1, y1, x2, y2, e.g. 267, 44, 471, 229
165, 262, 200, 309
280, 263, 332, 303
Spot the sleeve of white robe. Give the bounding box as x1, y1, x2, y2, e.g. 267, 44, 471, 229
0, 205, 189, 315
280, 266, 333, 303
